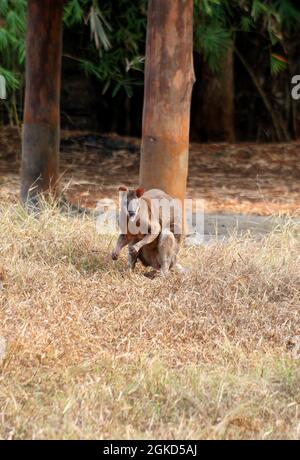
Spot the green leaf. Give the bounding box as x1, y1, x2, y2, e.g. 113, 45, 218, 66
195, 23, 232, 72
270, 55, 287, 75
88, 6, 111, 51
251, 0, 268, 21
0, 28, 9, 51
0, 66, 20, 90
112, 82, 121, 98
63, 0, 84, 26
240, 16, 253, 32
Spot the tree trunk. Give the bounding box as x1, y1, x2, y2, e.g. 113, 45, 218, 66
191, 46, 235, 142
140, 0, 195, 204
20, 0, 63, 206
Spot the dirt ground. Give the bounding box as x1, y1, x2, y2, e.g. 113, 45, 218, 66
0, 127, 299, 216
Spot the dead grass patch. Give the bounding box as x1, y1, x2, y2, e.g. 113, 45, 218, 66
0, 203, 299, 439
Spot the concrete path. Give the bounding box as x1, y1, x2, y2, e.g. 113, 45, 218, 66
185, 213, 298, 245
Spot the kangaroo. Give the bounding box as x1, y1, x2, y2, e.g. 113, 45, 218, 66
111, 187, 184, 275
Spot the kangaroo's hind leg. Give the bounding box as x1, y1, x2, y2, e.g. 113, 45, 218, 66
128, 242, 139, 271
158, 230, 177, 276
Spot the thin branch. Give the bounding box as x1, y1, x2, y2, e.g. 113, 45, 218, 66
234, 46, 290, 142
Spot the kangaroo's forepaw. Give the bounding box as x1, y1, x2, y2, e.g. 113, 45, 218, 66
111, 251, 119, 261
129, 245, 138, 258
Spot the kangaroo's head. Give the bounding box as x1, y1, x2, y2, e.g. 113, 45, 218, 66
118, 186, 145, 220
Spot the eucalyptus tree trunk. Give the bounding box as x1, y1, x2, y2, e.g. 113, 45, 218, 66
20, 0, 63, 206
191, 45, 235, 142
140, 0, 195, 204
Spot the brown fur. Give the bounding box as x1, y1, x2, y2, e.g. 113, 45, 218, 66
112, 188, 183, 275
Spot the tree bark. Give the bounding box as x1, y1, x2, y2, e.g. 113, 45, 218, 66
191, 46, 235, 142
140, 0, 195, 204
20, 0, 63, 206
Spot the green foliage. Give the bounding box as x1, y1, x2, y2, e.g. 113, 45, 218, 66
0, 0, 146, 122
240, 16, 254, 32
0, 0, 300, 124
0, 0, 25, 91
64, 0, 85, 26
193, 0, 300, 74
273, 0, 300, 32
64, 0, 112, 52
271, 54, 288, 75
251, 0, 269, 21
0, 0, 25, 125
0, 66, 19, 90
65, 0, 147, 97
88, 5, 111, 52
194, 0, 232, 72
194, 23, 232, 72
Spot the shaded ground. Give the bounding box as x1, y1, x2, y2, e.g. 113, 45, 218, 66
0, 127, 299, 216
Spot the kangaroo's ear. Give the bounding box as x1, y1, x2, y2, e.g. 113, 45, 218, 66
118, 186, 128, 192
135, 187, 145, 198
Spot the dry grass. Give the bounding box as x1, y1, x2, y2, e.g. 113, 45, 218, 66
0, 202, 299, 439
